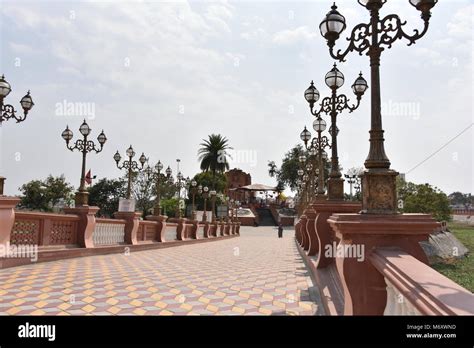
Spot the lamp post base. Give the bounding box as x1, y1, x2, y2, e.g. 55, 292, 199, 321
361, 169, 398, 214
75, 190, 89, 207
327, 177, 344, 201
153, 206, 161, 216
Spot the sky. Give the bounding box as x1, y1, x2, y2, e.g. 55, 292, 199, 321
0, 0, 472, 197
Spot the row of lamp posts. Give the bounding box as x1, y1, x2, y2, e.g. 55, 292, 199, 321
0, 75, 35, 195
294, 0, 440, 315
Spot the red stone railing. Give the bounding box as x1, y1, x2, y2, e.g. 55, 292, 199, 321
11, 211, 80, 246
452, 208, 473, 215
7, 212, 239, 249
371, 248, 474, 315
0, 199, 239, 268
295, 207, 474, 316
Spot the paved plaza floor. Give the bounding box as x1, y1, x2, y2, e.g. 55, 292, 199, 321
0, 226, 323, 315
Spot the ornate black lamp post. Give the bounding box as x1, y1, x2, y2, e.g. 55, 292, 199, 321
174, 171, 184, 218
114, 145, 147, 200
62, 120, 107, 206
0, 75, 34, 125
345, 173, 358, 199
210, 190, 217, 222
320, 0, 437, 213
190, 180, 198, 220
201, 186, 209, 222
0, 75, 34, 195
310, 118, 331, 198
144, 160, 164, 215
304, 64, 368, 200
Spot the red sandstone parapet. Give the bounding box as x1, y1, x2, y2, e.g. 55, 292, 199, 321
370, 247, 474, 315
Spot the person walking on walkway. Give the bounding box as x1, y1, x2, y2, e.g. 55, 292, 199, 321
278, 223, 283, 238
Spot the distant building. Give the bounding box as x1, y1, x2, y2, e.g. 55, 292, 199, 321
225, 168, 251, 202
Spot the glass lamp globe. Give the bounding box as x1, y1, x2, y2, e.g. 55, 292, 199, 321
319, 4, 346, 41
313, 117, 327, 132
352, 72, 369, 96
97, 130, 107, 145
0, 75, 11, 98
20, 91, 34, 111
155, 161, 164, 171
304, 81, 320, 105
61, 126, 73, 142
325, 63, 345, 89
113, 151, 121, 163
79, 120, 91, 136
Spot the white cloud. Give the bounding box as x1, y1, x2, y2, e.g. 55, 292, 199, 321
272, 26, 317, 45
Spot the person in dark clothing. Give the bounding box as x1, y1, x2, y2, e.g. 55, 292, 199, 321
278, 224, 283, 238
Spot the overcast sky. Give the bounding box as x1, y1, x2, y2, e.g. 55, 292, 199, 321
0, 0, 472, 197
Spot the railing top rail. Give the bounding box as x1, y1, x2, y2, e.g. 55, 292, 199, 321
14, 211, 81, 221
370, 247, 474, 316
96, 218, 127, 224
139, 220, 158, 225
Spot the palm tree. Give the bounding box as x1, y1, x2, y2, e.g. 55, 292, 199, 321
268, 161, 278, 178
198, 134, 232, 188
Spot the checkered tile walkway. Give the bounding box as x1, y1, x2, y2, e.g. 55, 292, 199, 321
0, 226, 322, 315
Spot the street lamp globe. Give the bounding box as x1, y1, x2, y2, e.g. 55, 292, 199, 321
309, 146, 317, 157
298, 155, 306, 163
358, 0, 387, 9
313, 117, 327, 132
166, 166, 172, 177
325, 63, 345, 89
297, 169, 304, 177
61, 126, 73, 142
329, 125, 340, 136
0, 75, 11, 97
210, 190, 216, 196
409, 0, 437, 12
20, 91, 34, 111
113, 151, 121, 163
352, 72, 369, 97
79, 120, 91, 136
139, 153, 147, 166
126, 145, 135, 158
155, 161, 163, 172
306, 163, 313, 171
177, 171, 183, 180
319, 3, 346, 43
192, 180, 197, 187
300, 126, 311, 143
304, 81, 320, 106
204, 186, 209, 193
97, 130, 107, 146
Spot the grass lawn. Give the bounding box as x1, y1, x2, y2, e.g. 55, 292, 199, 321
431, 222, 474, 293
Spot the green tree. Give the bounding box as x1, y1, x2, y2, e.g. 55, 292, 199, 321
198, 134, 232, 189
448, 192, 473, 208
88, 178, 127, 217
270, 144, 331, 192
132, 171, 155, 217
188, 171, 227, 210
18, 175, 74, 211
397, 178, 452, 221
